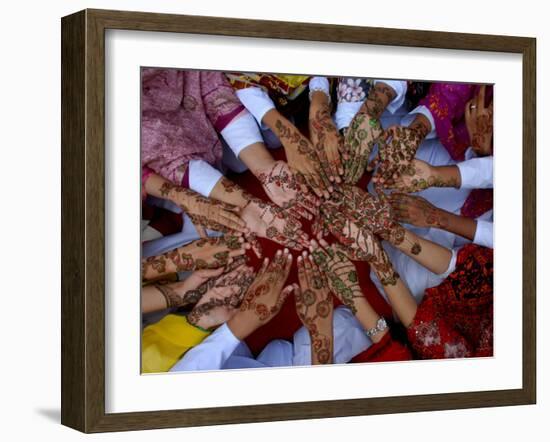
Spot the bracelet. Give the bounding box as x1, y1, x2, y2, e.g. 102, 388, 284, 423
365, 317, 388, 338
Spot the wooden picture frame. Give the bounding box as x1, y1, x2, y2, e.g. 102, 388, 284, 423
61, 8, 536, 433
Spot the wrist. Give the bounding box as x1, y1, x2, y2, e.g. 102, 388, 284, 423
226, 310, 259, 341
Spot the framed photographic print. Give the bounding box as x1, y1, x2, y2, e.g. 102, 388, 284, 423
61, 8, 536, 433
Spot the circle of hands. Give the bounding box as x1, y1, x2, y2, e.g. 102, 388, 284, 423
146, 87, 492, 355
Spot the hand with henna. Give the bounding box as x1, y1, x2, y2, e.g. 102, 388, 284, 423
227, 249, 295, 340
465, 85, 493, 157
319, 195, 393, 270
295, 252, 334, 364
342, 110, 384, 184
309, 96, 345, 183
187, 264, 256, 330
389, 193, 449, 229
373, 125, 425, 187
241, 196, 310, 251
158, 182, 248, 237
257, 160, 319, 220
308, 239, 365, 314
337, 184, 406, 246
141, 235, 250, 281
263, 110, 332, 199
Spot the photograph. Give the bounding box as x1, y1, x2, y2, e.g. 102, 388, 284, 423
139, 69, 494, 374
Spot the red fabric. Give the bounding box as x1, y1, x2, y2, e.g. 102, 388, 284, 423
227, 148, 393, 356
351, 331, 412, 363
406, 244, 493, 359
461, 188, 493, 219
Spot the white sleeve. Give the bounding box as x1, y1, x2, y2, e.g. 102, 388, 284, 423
457, 156, 494, 189
334, 101, 364, 131
473, 220, 493, 248
438, 247, 458, 279
220, 113, 264, 158
188, 160, 223, 197
374, 80, 407, 114
401, 105, 437, 139
235, 87, 275, 129
308, 76, 331, 100
170, 323, 241, 372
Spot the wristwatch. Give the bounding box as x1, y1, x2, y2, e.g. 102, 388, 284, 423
365, 317, 388, 338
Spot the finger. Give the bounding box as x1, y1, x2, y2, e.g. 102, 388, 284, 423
245, 233, 263, 258
465, 98, 473, 123
196, 267, 225, 279
257, 257, 269, 277
477, 84, 486, 110
303, 251, 313, 288
196, 225, 208, 238
228, 248, 247, 258
287, 204, 313, 221
282, 249, 293, 278
366, 154, 379, 173
304, 173, 324, 198
220, 213, 248, 233
277, 284, 296, 307
297, 255, 308, 289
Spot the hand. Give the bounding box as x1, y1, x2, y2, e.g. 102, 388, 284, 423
309, 102, 345, 183
319, 196, 390, 264
465, 85, 493, 156
337, 184, 405, 246
187, 264, 255, 330
141, 235, 250, 280
241, 197, 309, 250
268, 113, 333, 198
342, 111, 384, 184
295, 252, 334, 364
373, 125, 424, 187
257, 160, 319, 220
160, 183, 248, 237
308, 239, 365, 314
228, 249, 295, 339
389, 193, 449, 229
152, 267, 225, 308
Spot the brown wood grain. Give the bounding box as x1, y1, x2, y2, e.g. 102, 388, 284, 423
61, 8, 537, 433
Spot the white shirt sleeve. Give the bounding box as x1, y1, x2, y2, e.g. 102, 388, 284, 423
401, 104, 437, 139
220, 112, 264, 158
188, 159, 223, 197
170, 323, 241, 372
235, 87, 276, 129
457, 156, 494, 189
473, 219, 493, 248
309, 76, 331, 99
374, 80, 407, 114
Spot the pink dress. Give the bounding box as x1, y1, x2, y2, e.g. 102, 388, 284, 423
141, 69, 245, 186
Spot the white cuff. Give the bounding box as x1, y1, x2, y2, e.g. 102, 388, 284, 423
401, 105, 437, 139
220, 113, 264, 158
170, 323, 241, 372
235, 87, 275, 128
188, 160, 223, 197
374, 80, 407, 114
309, 76, 331, 101
439, 248, 458, 279
473, 220, 493, 248
457, 156, 494, 189
334, 101, 364, 131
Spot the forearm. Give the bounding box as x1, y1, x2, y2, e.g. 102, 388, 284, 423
141, 247, 194, 280
376, 275, 417, 327
262, 109, 312, 158
391, 228, 453, 275
354, 298, 388, 343
309, 91, 338, 145
237, 142, 276, 177
144, 172, 187, 203
433, 209, 477, 241
310, 328, 334, 364
209, 177, 251, 209
141, 285, 168, 313
429, 164, 462, 188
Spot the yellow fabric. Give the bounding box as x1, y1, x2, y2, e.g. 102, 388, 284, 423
142, 314, 211, 373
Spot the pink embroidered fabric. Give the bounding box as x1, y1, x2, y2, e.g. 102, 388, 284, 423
141, 69, 245, 186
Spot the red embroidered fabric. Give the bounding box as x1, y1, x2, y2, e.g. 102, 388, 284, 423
407, 244, 493, 359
